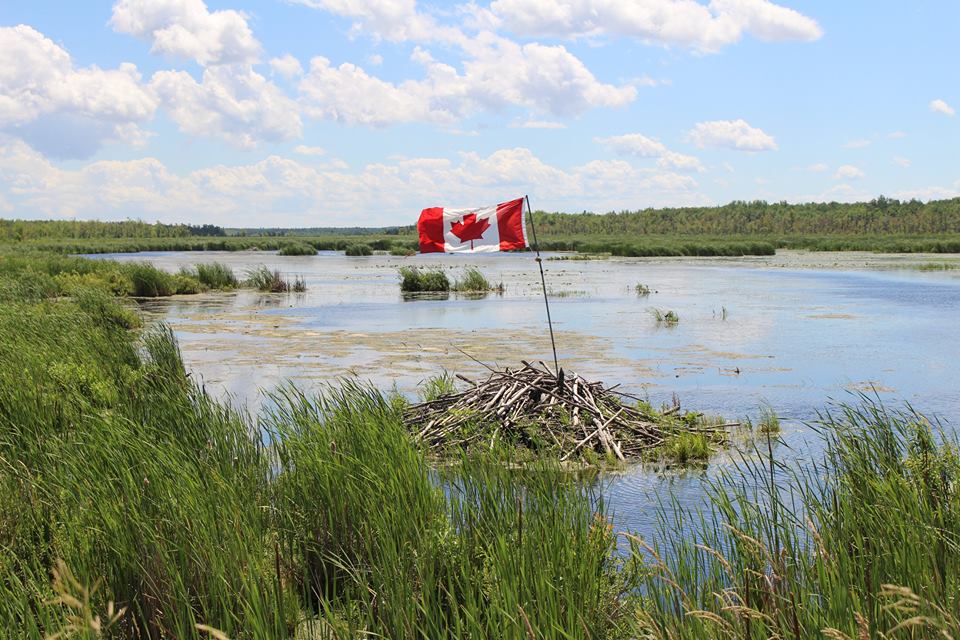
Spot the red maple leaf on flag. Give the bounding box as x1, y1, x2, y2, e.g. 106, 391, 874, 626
450, 213, 491, 245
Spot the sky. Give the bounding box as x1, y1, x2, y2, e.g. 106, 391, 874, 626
0, 1, 958, 227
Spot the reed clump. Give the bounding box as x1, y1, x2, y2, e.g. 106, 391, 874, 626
344, 243, 373, 256
278, 242, 317, 256
124, 261, 201, 296
758, 406, 781, 433
398, 266, 450, 292
452, 267, 504, 293
650, 308, 679, 325
244, 265, 306, 292
661, 431, 712, 463
179, 261, 239, 289
915, 261, 959, 271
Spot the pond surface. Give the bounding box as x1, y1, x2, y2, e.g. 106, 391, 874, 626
93, 249, 960, 537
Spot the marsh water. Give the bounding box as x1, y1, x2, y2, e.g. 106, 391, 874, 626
94, 249, 960, 536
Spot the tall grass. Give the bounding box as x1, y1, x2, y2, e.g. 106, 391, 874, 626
269, 386, 631, 637
389, 244, 416, 256
399, 266, 450, 292
631, 400, 960, 638
123, 261, 202, 296
0, 287, 631, 637
452, 267, 504, 293
650, 308, 679, 325
244, 265, 306, 292
278, 241, 317, 256
4, 256, 959, 638
0, 253, 241, 299
179, 261, 239, 289
344, 243, 373, 256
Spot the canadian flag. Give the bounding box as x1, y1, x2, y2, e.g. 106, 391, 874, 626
417, 197, 527, 253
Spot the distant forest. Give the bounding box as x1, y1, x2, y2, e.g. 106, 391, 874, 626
534, 197, 960, 236
3, 197, 960, 241
0, 220, 225, 241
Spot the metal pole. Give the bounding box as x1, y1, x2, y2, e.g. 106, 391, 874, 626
524, 194, 559, 374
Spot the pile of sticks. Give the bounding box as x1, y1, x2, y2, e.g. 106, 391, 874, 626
403, 360, 727, 462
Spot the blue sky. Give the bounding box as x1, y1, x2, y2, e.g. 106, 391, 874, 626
0, 0, 957, 226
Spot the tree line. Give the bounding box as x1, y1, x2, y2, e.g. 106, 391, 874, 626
4, 197, 960, 242
533, 197, 960, 236
0, 219, 225, 241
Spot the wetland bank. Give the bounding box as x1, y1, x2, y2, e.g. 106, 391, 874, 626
3, 243, 960, 638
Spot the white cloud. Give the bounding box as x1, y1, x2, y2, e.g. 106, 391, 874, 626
510, 120, 567, 129
891, 183, 960, 201
151, 65, 302, 148
658, 150, 704, 172
293, 144, 325, 156
110, 0, 261, 66
930, 99, 955, 117
596, 133, 704, 172
458, 34, 636, 115
288, 2, 635, 124
287, 0, 463, 44
595, 133, 666, 157
842, 138, 870, 149
368, 53, 384, 66
298, 36, 634, 126
485, 0, 822, 53
298, 56, 453, 126
685, 119, 777, 151
630, 75, 663, 87
0, 25, 157, 159
888, 130, 907, 139
0, 138, 705, 225
833, 164, 864, 180
817, 182, 868, 202
270, 54, 303, 79
806, 162, 828, 172
892, 156, 910, 168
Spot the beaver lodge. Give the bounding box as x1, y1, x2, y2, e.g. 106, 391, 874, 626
402, 360, 739, 464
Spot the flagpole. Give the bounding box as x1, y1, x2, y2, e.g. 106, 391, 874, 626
524, 194, 560, 375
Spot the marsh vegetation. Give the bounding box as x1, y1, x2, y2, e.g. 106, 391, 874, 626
8, 196, 960, 258
344, 243, 373, 256
244, 265, 307, 293
398, 266, 450, 292
179, 261, 240, 289
2, 271, 957, 637
3, 242, 960, 638
451, 266, 504, 293
650, 308, 680, 326
278, 241, 317, 256
399, 266, 503, 294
